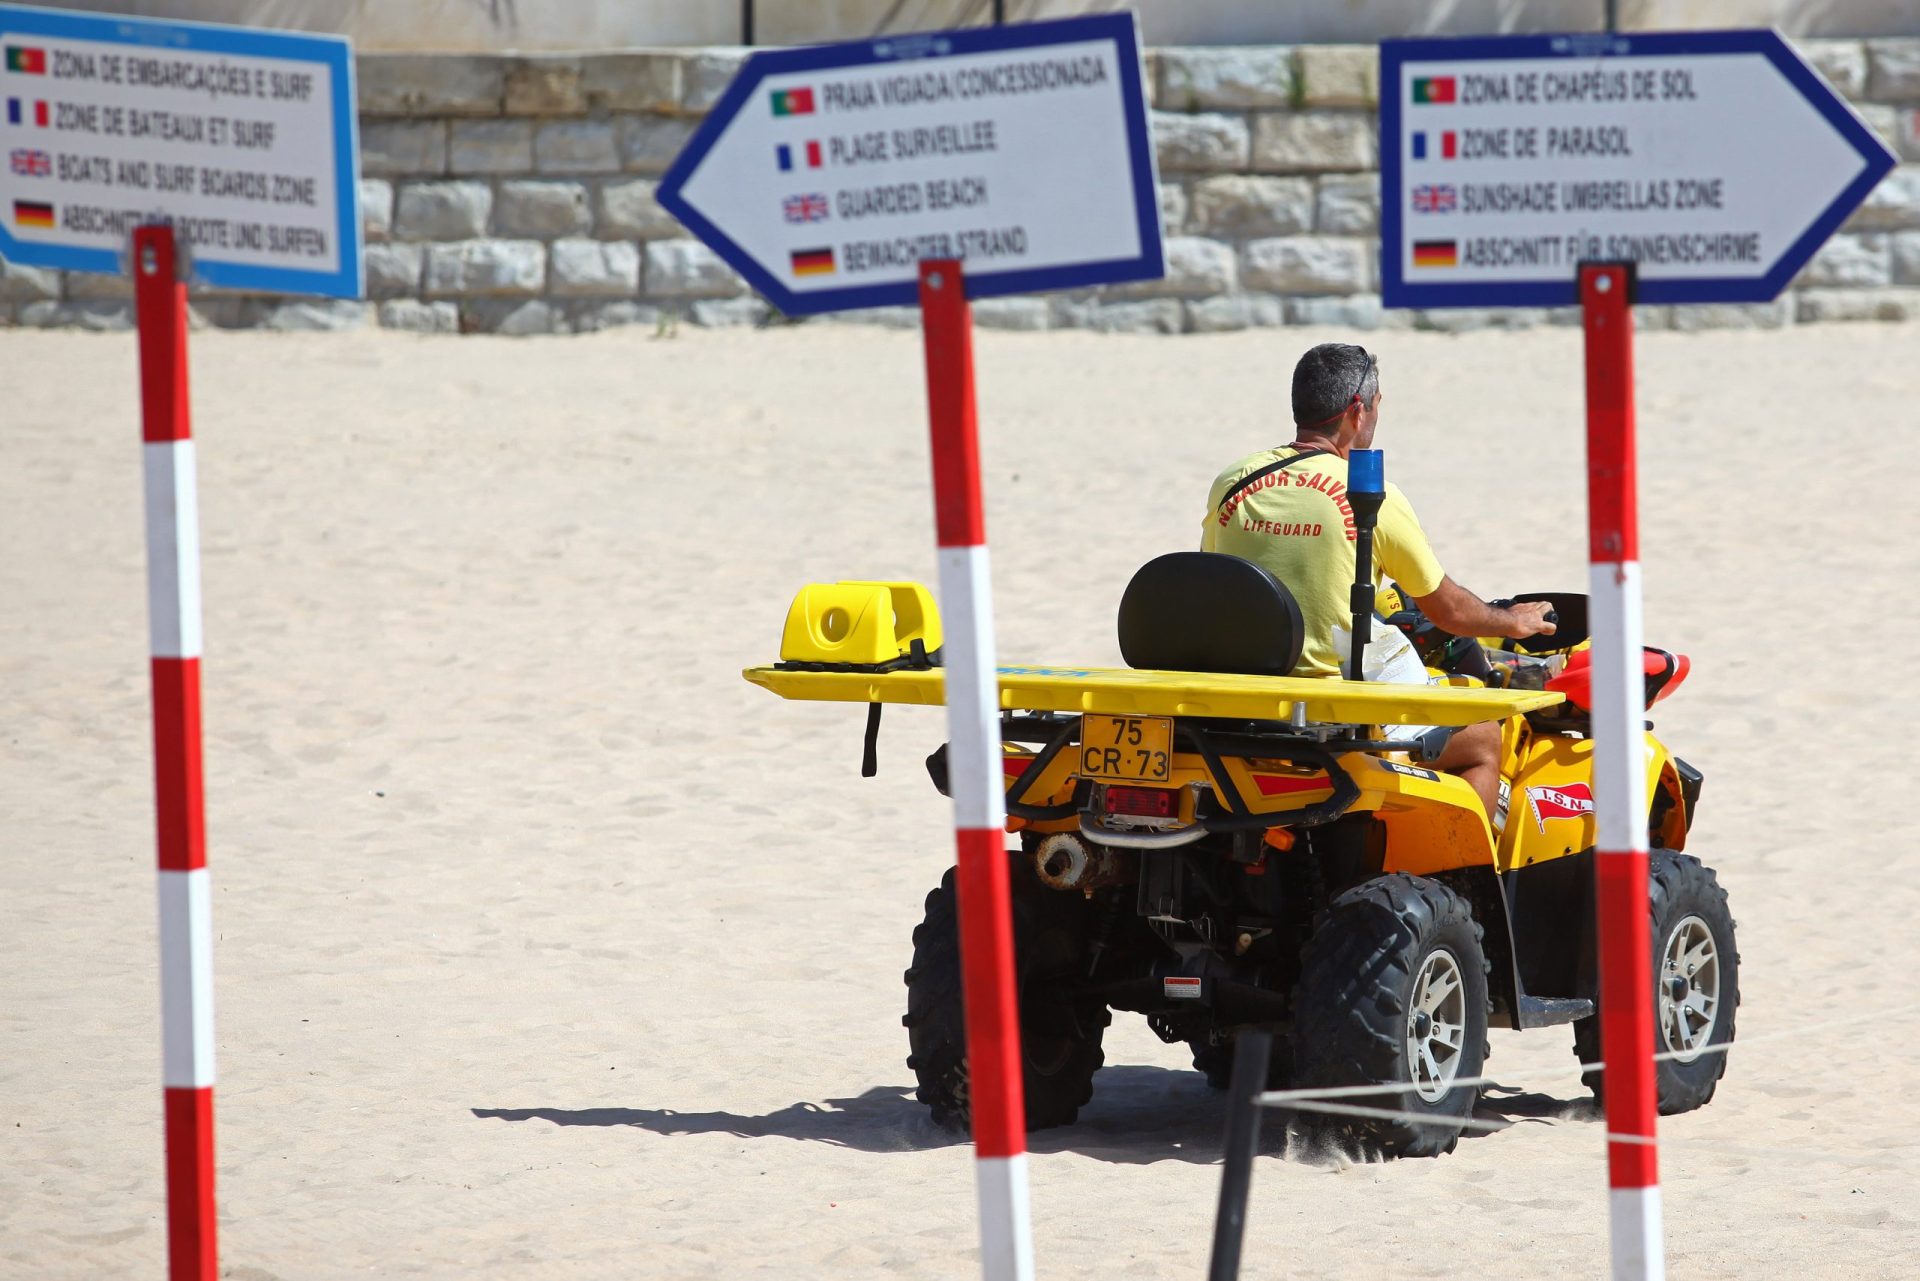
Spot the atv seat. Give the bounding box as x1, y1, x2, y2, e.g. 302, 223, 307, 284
1118, 551, 1304, 677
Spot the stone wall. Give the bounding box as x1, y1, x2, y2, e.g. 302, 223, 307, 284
6, 40, 1920, 335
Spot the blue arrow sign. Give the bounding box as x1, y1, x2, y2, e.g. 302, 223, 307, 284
0, 3, 360, 298
658, 13, 1163, 316
1380, 30, 1896, 308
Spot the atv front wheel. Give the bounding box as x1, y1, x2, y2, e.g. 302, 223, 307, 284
1574, 849, 1739, 1114
1290, 873, 1491, 1158
904, 852, 1110, 1132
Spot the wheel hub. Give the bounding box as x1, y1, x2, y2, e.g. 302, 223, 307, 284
1405, 948, 1467, 1103
1657, 914, 1720, 1063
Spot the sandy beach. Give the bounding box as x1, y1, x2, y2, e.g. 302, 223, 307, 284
3, 319, 1917, 1279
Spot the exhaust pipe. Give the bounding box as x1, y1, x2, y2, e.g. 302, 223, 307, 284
1034, 833, 1135, 891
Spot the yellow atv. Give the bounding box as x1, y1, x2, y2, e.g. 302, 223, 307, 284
744, 553, 1737, 1158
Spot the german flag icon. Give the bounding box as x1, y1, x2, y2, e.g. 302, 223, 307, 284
14, 199, 55, 229
1412, 240, 1457, 268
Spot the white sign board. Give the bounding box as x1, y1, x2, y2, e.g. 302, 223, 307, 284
0, 4, 360, 298
658, 13, 1162, 315
1380, 31, 1895, 307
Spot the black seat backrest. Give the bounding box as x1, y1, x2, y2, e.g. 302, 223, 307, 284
1118, 552, 1304, 677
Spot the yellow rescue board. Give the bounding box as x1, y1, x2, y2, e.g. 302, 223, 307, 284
743, 663, 1561, 727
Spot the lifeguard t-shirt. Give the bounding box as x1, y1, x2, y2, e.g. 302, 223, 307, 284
1201, 447, 1446, 678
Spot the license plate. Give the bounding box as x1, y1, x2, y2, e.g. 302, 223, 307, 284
1079, 714, 1174, 784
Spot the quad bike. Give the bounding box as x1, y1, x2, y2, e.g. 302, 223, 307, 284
743, 555, 1738, 1158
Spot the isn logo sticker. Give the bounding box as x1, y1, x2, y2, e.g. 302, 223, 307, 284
1527, 781, 1595, 832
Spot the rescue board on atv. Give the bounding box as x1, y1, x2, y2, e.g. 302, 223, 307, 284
742, 663, 1561, 727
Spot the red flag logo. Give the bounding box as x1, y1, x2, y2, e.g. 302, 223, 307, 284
1526, 781, 1594, 831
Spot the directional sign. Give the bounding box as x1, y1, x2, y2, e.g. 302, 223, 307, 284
1380, 30, 1896, 307
658, 13, 1162, 315
0, 4, 360, 298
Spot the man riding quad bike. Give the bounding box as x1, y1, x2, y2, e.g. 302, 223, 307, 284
742, 346, 1737, 1159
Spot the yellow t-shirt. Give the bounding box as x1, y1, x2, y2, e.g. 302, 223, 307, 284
1200, 447, 1446, 678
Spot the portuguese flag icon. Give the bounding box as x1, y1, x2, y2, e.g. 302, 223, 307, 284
770, 87, 816, 117
1412, 76, 1456, 104
5, 46, 48, 74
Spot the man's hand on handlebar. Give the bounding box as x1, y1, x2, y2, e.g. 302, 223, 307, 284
1502, 600, 1558, 640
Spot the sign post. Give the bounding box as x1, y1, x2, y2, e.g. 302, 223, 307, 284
660, 16, 1162, 1279
1380, 30, 1893, 1281
1, 8, 359, 1277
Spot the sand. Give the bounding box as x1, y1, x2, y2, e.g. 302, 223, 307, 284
2, 318, 1917, 1279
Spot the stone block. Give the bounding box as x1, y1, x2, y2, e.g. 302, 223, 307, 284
1187, 294, 1286, 331
1667, 300, 1795, 330
1159, 48, 1294, 111
364, 242, 424, 298
598, 177, 683, 239
618, 115, 699, 174
568, 300, 663, 332
972, 297, 1052, 331
1799, 39, 1867, 99
1189, 175, 1312, 238
1845, 165, 1920, 231
20, 300, 130, 330
581, 53, 683, 113
357, 55, 504, 116
1053, 298, 1185, 334
550, 238, 641, 296
463, 299, 567, 335
187, 298, 244, 329
534, 120, 621, 174
379, 300, 460, 333
1151, 111, 1251, 173
394, 181, 492, 240
692, 297, 771, 327
1315, 174, 1379, 235
1897, 107, 1920, 162
1893, 230, 1920, 283
1113, 236, 1235, 298
360, 178, 393, 240
0, 260, 62, 301
684, 49, 749, 114
1252, 113, 1374, 173
361, 120, 447, 178
450, 120, 534, 174
1158, 182, 1188, 234
1867, 39, 1920, 100
1243, 236, 1370, 294
1295, 46, 1377, 108
425, 240, 546, 297
504, 56, 585, 115
1796, 232, 1891, 287
64, 271, 132, 299
1284, 294, 1410, 329
1793, 287, 1920, 322
255, 300, 370, 332
643, 239, 745, 298
495, 181, 593, 237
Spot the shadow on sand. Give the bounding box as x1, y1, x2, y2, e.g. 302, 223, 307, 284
473, 1066, 1593, 1166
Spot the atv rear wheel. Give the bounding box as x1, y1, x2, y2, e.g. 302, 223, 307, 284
1574, 849, 1739, 1114
904, 852, 1110, 1132
1290, 873, 1491, 1158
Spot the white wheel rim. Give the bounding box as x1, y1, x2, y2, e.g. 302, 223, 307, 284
1659, 914, 1720, 1063
1406, 948, 1468, 1103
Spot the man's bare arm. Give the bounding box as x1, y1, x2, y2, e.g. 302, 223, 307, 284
1411, 576, 1557, 640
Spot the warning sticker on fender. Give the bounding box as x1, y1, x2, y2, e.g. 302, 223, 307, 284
1527, 781, 1594, 832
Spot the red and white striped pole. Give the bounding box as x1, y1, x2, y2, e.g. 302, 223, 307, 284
134, 224, 219, 1281
917, 260, 1033, 1281
1580, 261, 1662, 1281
